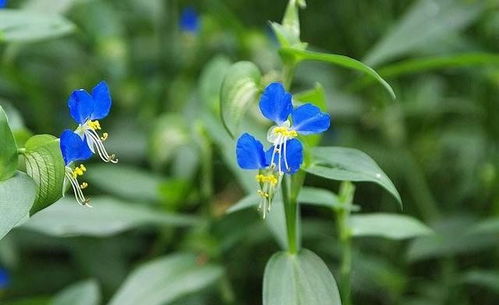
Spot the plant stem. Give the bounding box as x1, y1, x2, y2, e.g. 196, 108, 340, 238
17, 148, 26, 154
336, 181, 355, 305
282, 175, 298, 254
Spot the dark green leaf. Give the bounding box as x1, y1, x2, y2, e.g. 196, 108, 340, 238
108, 253, 223, 305
280, 48, 395, 99
23, 134, 65, 214
350, 213, 432, 240
0, 105, 18, 181
220, 61, 261, 138
22, 196, 198, 237
0, 171, 36, 239
263, 249, 341, 305
0, 9, 75, 43
306, 147, 402, 206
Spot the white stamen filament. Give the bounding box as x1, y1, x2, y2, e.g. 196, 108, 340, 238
84, 128, 118, 163
65, 167, 91, 207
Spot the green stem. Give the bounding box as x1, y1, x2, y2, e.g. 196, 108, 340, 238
336, 181, 355, 305
282, 175, 298, 254
17, 148, 26, 154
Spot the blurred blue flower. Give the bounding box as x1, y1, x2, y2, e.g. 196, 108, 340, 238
179, 7, 199, 33
0, 0, 7, 9
68, 81, 117, 164
0, 268, 10, 289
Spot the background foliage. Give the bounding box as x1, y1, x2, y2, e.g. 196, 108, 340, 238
0, 0, 499, 305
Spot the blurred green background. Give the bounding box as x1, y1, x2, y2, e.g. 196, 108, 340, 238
1, 0, 499, 304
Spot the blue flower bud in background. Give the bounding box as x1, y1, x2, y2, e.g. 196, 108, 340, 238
0, 268, 10, 289
0, 0, 7, 9
179, 6, 199, 33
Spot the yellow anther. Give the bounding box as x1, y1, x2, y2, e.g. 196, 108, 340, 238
72, 164, 87, 178
88, 120, 101, 130
101, 132, 109, 141
255, 174, 278, 186
80, 182, 88, 189
257, 190, 269, 198
79, 164, 86, 172
273, 126, 298, 137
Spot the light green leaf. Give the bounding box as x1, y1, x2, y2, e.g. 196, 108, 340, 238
306, 147, 402, 206
364, 0, 484, 66
51, 280, 100, 305
0, 106, 18, 181
23, 135, 65, 214
461, 270, 499, 294
220, 61, 261, 138
280, 47, 395, 99
21, 196, 197, 237
108, 253, 223, 305
0, 9, 75, 43
350, 213, 432, 240
85, 164, 161, 202
263, 249, 341, 305
0, 171, 36, 240
23, 0, 82, 14
467, 217, 499, 235
149, 114, 190, 169
199, 56, 232, 110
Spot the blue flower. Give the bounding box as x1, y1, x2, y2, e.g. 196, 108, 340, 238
179, 7, 199, 33
0, 268, 9, 289
235, 82, 330, 217
68, 81, 117, 164
0, 0, 7, 9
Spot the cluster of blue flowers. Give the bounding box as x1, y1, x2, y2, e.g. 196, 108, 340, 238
236, 82, 330, 217
60, 81, 117, 206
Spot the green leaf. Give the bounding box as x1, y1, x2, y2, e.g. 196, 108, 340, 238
21, 196, 197, 237
280, 47, 395, 99
149, 114, 190, 169
467, 217, 499, 235
364, 0, 484, 66
51, 280, 100, 305
85, 164, 161, 203
306, 147, 402, 206
0, 171, 36, 240
461, 270, 499, 294
23, 135, 65, 214
108, 253, 223, 305
199, 56, 232, 110
0, 106, 18, 181
350, 213, 432, 240
0, 9, 75, 43
220, 61, 261, 138
263, 249, 341, 305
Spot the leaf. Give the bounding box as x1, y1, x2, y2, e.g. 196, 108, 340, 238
84, 164, 162, 202
263, 249, 341, 305
108, 253, 223, 305
461, 270, 499, 294
21, 196, 197, 237
350, 213, 432, 240
51, 280, 100, 305
149, 114, 190, 169
199, 56, 232, 110
468, 217, 499, 235
280, 47, 395, 99
0, 171, 36, 240
220, 61, 261, 138
0, 106, 18, 181
0, 9, 75, 43
364, 0, 484, 66
23, 135, 66, 214
306, 147, 402, 206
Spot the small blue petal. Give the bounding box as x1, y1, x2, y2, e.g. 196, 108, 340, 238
0, 0, 7, 9
291, 103, 330, 135
90, 81, 112, 120
68, 89, 95, 124
0, 268, 9, 289
266, 139, 303, 174
236, 133, 268, 170
259, 82, 293, 125
179, 7, 199, 33
60, 130, 93, 165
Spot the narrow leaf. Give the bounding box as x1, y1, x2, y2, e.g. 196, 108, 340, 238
350, 213, 432, 240
0, 106, 18, 181
51, 280, 100, 305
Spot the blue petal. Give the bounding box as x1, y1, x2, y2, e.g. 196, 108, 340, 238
68, 89, 95, 124
60, 130, 93, 165
0, 268, 9, 289
236, 133, 268, 170
0, 0, 7, 9
266, 139, 303, 174
179, 7, 199, 33
291, 103, 330, 135
90, 81, 112, 120
259, 82, 293, 125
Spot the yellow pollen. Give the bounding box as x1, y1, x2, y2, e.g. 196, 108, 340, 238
80, 182, 88, 189
72, 164, 87, 179
273, 126, 297, 137
88, 120, 101, 130
101, 132, 109, 141
255, 174, 278, 186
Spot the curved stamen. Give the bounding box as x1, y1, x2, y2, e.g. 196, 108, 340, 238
85, 129, 118, 163
65, 167, 91, 206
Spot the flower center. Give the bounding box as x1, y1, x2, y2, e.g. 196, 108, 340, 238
272, 126, 297, 138
87, 120, 101, 130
